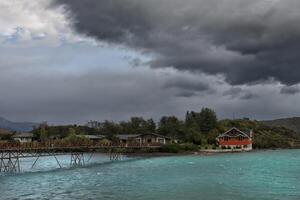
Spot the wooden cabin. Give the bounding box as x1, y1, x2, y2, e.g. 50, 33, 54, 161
12, 132, 35, 143
116, 133, 170, 146
216, 127, 253, 151
83, 135, 106, 141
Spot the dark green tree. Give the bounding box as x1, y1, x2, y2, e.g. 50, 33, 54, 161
185, 111, 200, 131
40, 125, 48, 142
158, 116, 185, 139
101, 120, 121, 138
145, 118, 156, 133
198, 108, 217, 133
119, 117, 156, 134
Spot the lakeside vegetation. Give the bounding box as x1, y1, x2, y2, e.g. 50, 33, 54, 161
0, 128, 14, 140
28, 108, 300, 150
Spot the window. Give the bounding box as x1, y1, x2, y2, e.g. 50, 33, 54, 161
158, 138, 165, 144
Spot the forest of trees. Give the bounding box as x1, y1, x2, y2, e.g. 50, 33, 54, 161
31, 107, 300, 149
32, 108, 218, 146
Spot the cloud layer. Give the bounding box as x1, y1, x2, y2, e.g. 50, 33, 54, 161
54, 0, 300, 85
2, 0, 300, 124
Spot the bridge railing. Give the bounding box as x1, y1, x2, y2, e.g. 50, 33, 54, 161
0, 141, 164, 150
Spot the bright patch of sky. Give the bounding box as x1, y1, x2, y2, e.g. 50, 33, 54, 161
0, 0, 149, 76
0, 42, 147, 74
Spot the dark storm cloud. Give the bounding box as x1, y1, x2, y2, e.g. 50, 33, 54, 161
163, 78, 210, 92
223, 87, 258, 100
53, 0, 300, 86
280, 85, 300, 95
223, 87, 243, 98
162, 75, 216, 98
240, 93, 259, 100
175, 91, 197, 98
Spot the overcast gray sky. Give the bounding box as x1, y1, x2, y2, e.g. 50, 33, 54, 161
1, 0, 300, 124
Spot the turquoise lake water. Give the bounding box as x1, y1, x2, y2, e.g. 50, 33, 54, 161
1, 150, 300, 200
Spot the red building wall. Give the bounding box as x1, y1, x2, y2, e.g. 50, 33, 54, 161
219, 138, 251, 146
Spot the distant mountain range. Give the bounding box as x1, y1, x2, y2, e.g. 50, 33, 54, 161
261, 117, 300, 133
0, 117, 39, 132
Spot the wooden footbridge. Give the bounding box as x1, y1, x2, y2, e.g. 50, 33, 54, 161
0, 144, 161, 173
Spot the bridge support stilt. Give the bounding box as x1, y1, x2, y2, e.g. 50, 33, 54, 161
70, 152, 85, 166
0, 152, 20, 173
109, 149, 122, 161
31, 155, 40, 169
87, 152, 94, 163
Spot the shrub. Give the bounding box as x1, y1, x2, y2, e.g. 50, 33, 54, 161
160, 143, 198, 153
160, 144, 181, 153
98, 139, 111, 146
180, 143, 199, 151
142, 148, 159, 153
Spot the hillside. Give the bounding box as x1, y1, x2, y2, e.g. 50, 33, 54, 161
0, 117, 39, 132
261, 117, 300, 133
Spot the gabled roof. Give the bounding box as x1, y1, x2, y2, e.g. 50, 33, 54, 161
83, 135, 106, 140
13, 132, 35, 138
139, 133, 171, 139
116, 134, 140, 140
217, 127, 251, 138
116, 133, 170, 140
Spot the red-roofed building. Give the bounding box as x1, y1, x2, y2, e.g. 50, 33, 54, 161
216, 127, 253, 151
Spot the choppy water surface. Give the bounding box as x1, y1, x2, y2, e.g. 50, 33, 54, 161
1, 150, 300, 200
